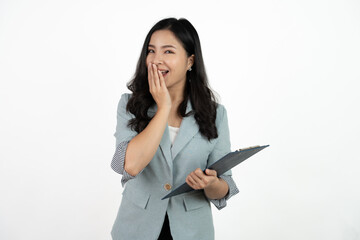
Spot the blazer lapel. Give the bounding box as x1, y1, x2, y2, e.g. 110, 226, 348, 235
159, 126, 173, 169
171, 101, 199, 160
148, 100, 199, 167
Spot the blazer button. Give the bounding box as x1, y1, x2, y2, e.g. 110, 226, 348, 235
164, 183, 172, 191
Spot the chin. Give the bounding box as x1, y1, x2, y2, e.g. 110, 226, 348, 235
164, 78, 171, 87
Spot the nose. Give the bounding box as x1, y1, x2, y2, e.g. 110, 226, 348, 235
152, 52, 163, 65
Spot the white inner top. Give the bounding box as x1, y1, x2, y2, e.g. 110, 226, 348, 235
168, 126, 180, 146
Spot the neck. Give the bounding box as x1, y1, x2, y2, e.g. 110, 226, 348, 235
168, 83, 185, 106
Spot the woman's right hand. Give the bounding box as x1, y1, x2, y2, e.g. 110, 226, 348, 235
148, 63, 172, 110
123, 63, 171, 176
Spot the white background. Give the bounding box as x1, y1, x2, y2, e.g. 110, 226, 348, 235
1, 0, 359, 239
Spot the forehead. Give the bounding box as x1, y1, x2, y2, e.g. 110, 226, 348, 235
148, 30, 182, 48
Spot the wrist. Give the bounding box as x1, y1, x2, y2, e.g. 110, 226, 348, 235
157, 104, 171, 112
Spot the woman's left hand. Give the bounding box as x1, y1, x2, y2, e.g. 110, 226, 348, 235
186, 168, 219, 190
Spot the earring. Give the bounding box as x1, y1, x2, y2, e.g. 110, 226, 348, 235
188, 67, 192, 72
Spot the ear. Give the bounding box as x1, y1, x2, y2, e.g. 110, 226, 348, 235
187, 54, 195, 70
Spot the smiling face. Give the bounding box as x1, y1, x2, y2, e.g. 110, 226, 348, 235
146, 30, 194, 91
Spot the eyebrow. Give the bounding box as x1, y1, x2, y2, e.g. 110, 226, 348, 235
148, 44, 177, 49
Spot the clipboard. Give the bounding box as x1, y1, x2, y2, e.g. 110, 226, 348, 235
161, 145, 269, 200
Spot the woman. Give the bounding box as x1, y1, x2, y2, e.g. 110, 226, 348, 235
111, 18, 239, 240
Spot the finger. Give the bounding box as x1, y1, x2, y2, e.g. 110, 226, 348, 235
152, 64, 160, 87
157, 69, 166, 88
186, 176, 193, 186
205, 169, 217, 177
193, 168, 206, 179
186, 175, 200, 189
190, 173, 207, 189
190, 171, 204, 184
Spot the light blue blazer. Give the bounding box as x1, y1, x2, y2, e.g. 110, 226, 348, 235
111, 93, 234, 240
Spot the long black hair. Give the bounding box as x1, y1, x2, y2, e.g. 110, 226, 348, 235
126, 17, 218, 140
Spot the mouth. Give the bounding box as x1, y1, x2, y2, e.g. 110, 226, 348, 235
160, 70, 169, 77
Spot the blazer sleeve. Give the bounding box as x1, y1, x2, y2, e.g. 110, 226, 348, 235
111, 93, 141, 186
114, 93, 137, 147
207, 105, 231, 169
207, 105, 239, 210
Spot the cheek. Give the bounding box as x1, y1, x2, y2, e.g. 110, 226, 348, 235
169, 59, 186, 73
146, 55, 153, 65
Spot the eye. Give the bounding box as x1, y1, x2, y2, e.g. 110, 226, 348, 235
147, 49, 154, 53
165, 50, 174, 54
